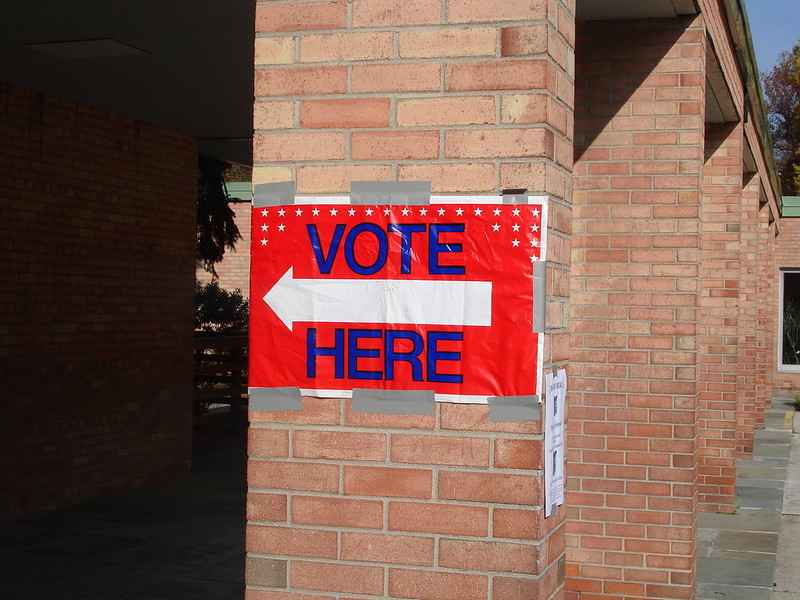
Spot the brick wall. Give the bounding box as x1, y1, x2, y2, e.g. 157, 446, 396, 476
569, 17, 705, 599
0, 85, 197, 519
767, 216, 800, 393
247, 1, 575, 598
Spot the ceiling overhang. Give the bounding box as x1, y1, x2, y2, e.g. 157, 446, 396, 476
0, 0, 255, 165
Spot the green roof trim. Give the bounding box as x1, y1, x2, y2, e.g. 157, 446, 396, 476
227, 181, 252, 202
782, 197, 800, 217
726, 0, 783, 209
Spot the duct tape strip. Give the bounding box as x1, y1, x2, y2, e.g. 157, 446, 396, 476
248, 386, 302, 412
502, 189, 529, 205
488, 395, 541, 422
352, 388, 436, 415
253, 181, 295, 207
533, 260, 547, 333
350, 181, 431, 205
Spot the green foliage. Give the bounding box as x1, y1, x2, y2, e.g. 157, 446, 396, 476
195, 280, 249, 333
196, 156, 241, 274
762, 39, 800, 195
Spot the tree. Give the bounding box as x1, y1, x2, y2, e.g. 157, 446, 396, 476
196, 156, 241, 274
762, 40, 800, 196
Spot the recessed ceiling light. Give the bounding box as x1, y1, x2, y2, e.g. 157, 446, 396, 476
23, 38, 146, 59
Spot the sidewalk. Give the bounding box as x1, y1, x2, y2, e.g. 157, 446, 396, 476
697, 395, 798, 599
0, 430, 247, 600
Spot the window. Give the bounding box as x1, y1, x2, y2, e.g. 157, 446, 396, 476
780, 270, 800, 371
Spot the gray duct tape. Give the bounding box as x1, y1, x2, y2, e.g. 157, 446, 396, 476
350, 181, 431, 205
488, 395, 541, 422
253, 181, 295, 208
352, 388, 435, 415
249, 386, 302, 412
503, 190, 529, 205
533, 261, 547, 333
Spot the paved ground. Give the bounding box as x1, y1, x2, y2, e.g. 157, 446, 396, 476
0, 428, 247, 600
1, 400, 798, 599
697, 395, 798, 599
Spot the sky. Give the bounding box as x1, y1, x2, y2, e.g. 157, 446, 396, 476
745, 0, 800, 74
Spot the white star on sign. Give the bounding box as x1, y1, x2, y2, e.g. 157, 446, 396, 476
295, 208, 303, 216
278, 208, 286, 216
530, 255, 537, 263
261, 224, 268, 231
531, 239, 539, 247
261, 209, 268, 217
348, 208, 356, 216
511, 238, 520, 247
312, 208, 320, 216
492, 223, 501, 232
278, 223, 286, 231
383, 208, 391, 216
401, 207, 411, 216
455, 207, 464, 216
419, 207, 428, 216
493, 208, 502, 216
512, 224, 521, 232
512, 208, 521, 216
532, 209, 540, 216
438, 207, 446, 216
474, 207, 483, 216
329, 207, 338, 216
261, 239, 267, 246
531, 224, 539, 232
365, 208, 374, 216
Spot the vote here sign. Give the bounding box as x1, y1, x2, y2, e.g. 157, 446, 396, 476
249, 196, 546, 404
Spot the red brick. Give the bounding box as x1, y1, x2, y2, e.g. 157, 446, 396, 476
445, 128, 552, 159
300, 31, 393, 62
352, 63, 441, 92
494, 438, 543, 469
440, 539, 539, 574
447, 60, 548, 91
440, 402, 540, 433
341, 532, 435, 565
391, 434, 490, 467
291, 495, 383, 528
397, 96, 496, 126
254, 38, 294, 65
389, 501, 489, 536
253, 131, 345, 162
398, 163, 496, 193
352, 0, 442, 27
344, 465, 432, 498
493, 507, 542, 539
399, 27, 497, 58
439, 471, 539, 505
297, 164, 393, 194
248, 428, 289, 458
352, 130, 440, 160
246, 524, 337, 558
293, 430, 386, 461
246, 492, 287, 523
255, 66, 347, 96
345, 399, 436, 429
447, 0, 548, 23
389, 568, 488, 600
249, 396, 340, 425
253, 101, 295, 130
501, 25, 549, 56
248, 460, 338, 493
256, 2, 346, 32
246, 591, 334, 600
300, 98, 391, 128
291, 561, 384, 595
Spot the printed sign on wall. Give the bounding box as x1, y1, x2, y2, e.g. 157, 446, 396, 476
249, 195, 547, 404
545, 368, 566, 516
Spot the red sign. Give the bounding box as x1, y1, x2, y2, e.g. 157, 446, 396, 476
249, 198, 545, 402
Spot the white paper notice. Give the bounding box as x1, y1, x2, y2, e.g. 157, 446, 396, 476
544, 368, 566, 517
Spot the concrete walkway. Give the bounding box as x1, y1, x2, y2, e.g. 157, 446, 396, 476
697, 395, 798, 599
0, 430, 247, 600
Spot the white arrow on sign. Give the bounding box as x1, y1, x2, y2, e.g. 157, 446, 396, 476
263, 267, 492, 329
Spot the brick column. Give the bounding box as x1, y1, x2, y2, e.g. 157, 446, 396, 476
569, 17, 705, 600
735, 173, 760, 456
248, 2, 575, 599
698, 121, 743, 512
